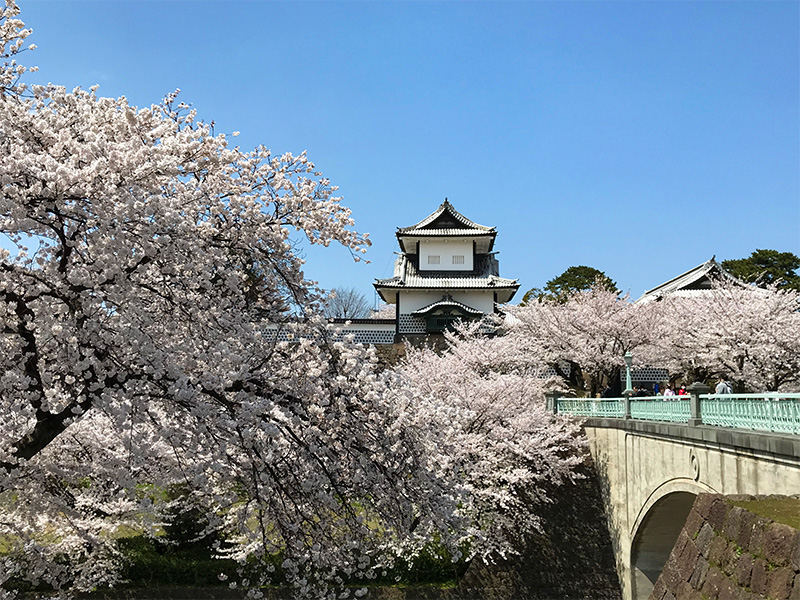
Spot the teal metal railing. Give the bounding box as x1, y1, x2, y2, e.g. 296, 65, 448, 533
553, 392, 800, 435
630, 397, 691, 422
557, 398, 625, 418
700, 394, 800, 435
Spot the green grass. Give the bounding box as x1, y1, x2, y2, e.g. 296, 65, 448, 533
729, 497, 800, 529
115, 536, 244, 588
106, 535, 468, 591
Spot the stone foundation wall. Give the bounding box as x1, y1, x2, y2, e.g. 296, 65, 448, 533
652, 494, 800, 600
451, 460, 622, 600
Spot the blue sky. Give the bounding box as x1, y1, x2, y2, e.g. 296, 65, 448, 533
17, 0, 800, 304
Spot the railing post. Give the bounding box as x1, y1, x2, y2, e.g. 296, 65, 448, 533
687, 382, 710, 426
545, 391, 559, 414
623, 391, 632, 420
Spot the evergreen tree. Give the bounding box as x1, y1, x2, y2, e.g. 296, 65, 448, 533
721, 249, 800, 290
521, 265, 619, 304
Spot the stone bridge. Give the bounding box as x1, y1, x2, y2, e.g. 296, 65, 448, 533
551, 389, 800, 600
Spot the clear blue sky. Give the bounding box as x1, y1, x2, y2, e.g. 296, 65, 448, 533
17, 0, 800, 303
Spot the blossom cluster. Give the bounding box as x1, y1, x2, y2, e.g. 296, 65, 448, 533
0, 4, 464, 596
504, 283, 800, 394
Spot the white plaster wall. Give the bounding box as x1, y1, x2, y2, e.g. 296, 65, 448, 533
419, 239, 473, 271
398, 290, 494, 313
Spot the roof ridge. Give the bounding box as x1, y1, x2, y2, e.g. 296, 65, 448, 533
398, 199, 495, 233
639, 256, 749, 301
642, 257, 716, 296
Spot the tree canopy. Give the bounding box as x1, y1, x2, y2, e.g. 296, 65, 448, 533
721, 249, 800, 291
521, 265, 619, 305
0, 5, 588, 596
0, 5, 452, 594
322, 287, 371, 319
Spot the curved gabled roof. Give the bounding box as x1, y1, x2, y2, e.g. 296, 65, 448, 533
397, 199, 495, 235
411, 296, 485, 318
637, 256, 749, 303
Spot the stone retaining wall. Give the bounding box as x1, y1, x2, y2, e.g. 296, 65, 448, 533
452, 460, 622, 599
651, 494, 800, 600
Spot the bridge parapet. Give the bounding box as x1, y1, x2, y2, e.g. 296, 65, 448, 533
553, 389, 800, 600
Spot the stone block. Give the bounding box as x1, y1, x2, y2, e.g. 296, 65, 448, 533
701, 565, 726, 599
709, 535, 730, 565
679, 536, 700, 562
725, 495, 756, 502
697, 523, 715, 558
793, 531, 800, 572
682, 589, 705, 600
766, 567, 795, 600
652, 577, 667, 600
662, 558, 686, 591
662, 550, 680, 574
737, 509, 757, 551
719, 541, 738, 577
688, 557, 710, 589
750, 558, 769, 596
790, 573, 800, 600
708, 499, 731, 532
716, 576, 740, 600
664, 590, 677, 600
722, 506, 745, 541
677, 583, 706, 600
748, 518, 768, 557
678, 548, 700, 582
676, 581, 694, 599
683, 509, 705, 540
764, 523, 799, 568
733, 552, 753, 587
674, 531, 692, 559
695, 494, 719, 519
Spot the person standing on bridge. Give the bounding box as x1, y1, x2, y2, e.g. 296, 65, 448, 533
715, 377, 733, 395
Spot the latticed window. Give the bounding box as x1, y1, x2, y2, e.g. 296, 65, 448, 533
452, 255, 464, 265
425, 315, 459, 332
427, 255, 440, 265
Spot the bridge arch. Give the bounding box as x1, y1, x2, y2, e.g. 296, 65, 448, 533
629, 479, 716, 600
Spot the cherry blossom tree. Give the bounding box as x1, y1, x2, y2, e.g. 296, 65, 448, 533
396, 320, 587, 560
369, 302, 396, 319
506, 287, 662, 396
0, 4, 465, 596
643, 284, 800, 392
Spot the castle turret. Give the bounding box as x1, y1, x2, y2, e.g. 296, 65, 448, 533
374, 199, 519, 337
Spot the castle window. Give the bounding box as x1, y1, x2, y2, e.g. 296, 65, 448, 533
452, 255, 465, 265
428, 255, 440, 265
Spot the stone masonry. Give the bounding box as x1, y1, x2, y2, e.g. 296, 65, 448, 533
651, 494, 800, 600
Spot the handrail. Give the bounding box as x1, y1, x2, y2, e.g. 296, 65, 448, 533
701, 393, 800, 400
551, 392, 800, 435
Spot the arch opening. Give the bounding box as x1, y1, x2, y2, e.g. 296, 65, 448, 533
630, 491, 697, 600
